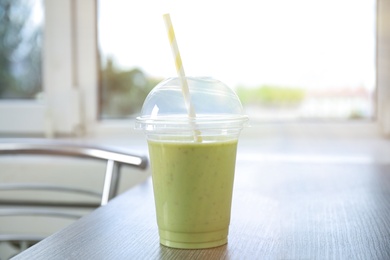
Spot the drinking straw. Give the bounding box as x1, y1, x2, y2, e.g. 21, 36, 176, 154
163, 13, 202, 142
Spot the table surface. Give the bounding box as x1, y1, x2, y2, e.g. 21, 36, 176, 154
14, 157, 390, 259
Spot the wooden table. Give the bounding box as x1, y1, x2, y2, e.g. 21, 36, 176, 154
14, 159, 390, 259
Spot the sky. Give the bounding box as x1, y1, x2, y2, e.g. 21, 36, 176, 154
98, 0, 376, 91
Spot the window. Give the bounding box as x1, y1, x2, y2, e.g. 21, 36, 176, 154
0, 0, 45, 135
1, 0, 390, 137
0, 0, 43, 99
0, 1, 99, 137
98, 0, 376, 121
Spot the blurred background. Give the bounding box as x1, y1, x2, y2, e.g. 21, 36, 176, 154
0, 0, 377, 127
98, 0, 376, 121
0, 0, 42, 100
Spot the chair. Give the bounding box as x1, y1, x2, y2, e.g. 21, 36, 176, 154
0, 140, 148, 258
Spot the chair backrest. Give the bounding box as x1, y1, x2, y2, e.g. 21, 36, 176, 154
0, 140, 148, 258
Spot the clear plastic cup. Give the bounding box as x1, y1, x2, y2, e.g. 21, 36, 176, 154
136, 77, 248, 249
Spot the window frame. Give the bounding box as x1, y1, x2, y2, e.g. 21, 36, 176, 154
0, 0, 389, 138
376, 0, 390, 136
0, 0, 83, 136
93, 0, 390, 138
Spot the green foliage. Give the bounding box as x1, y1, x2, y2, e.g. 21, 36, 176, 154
236, 85, 306, 107
349, 109, 364, 120
0, 0, 43, 99
100, 58, 161, 118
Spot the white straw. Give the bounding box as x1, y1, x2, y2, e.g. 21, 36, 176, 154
163, 13, 201, 142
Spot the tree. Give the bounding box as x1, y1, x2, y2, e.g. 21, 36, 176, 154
0, 0, 43, 99
99, 57, 161, 118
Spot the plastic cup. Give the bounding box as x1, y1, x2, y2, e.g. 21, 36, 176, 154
135, 77, 248, 249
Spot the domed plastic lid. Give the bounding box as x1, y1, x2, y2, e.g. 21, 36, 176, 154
135, 77, 248, 132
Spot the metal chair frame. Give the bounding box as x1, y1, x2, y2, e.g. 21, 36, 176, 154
0, 140, 148, 252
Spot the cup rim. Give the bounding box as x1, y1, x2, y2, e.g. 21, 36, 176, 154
135, 114, 249, 131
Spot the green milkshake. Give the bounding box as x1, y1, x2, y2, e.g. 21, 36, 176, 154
136, 77, 248, 249
148, 139, 238, 249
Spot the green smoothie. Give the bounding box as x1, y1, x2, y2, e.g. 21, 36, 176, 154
148, 139, 238, 249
